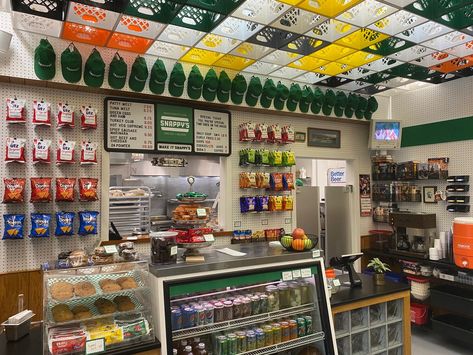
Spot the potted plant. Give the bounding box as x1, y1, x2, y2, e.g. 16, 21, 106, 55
367, 257, 391, 286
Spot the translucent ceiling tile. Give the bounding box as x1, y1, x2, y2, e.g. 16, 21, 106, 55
232, 0, 290, 25
364, 37, 414, 56
294, 72, 330, 84
377, 0, 416, 8
436, 5, 473, 32
387, 62, 437, 79
62, 22, 111, 46
158, 24, 205, 46
278, 0, 304, 5
317, 77, 352, 87
115, 15, 165, 39
336, 0, 397, 28
247, 26, 299, 49
281, 36, 328, 55
387, 44, 434, 61
338, 67, 377, 79
271, 7, 326, 34
213, 54, 255, 70
243, 61, 281, 74
337, 80, 373, 91
260, 49, 302, 65
66, 2, 120, 30
124, 0, 183, 24
196, 34, 241, 54
297, 0, 363, 18
172, 5, 224, 32
412, 51, 458, 67
212, 17, 263, 42
380, 77, 415, 87
288, 56, 329, 70
313, 62, 354, 76
310, 43, 356, 61
107, 33, 153, 53
431, 55, 473, 73
180, 48, 224, 65
396, 21, 453, 43
368, 10, 428, 36
362, 57, 404, 71
270, 66, 307, 79
305, 19, 358, 42
359, 71, 395, 84
146, 41, 190, 59
186, 0, 246, 15
422, 31, 473, 52
12, 12, 63, 37
338, 51, 381, 66
230, 42, 274, 59
445, 41, 473, 57
404, 0, 468, 20
335, 28, 389, 50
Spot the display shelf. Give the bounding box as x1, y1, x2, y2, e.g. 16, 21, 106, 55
172, 303, 316, 340
109, 186, 151, 235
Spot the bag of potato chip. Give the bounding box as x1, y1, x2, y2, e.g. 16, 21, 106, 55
3, 214, 25, 239
55, 212, 74, 236
78, 211, 99, 235
30, 213, 51, 238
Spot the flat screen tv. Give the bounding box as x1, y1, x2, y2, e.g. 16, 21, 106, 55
369, 119, 402, 150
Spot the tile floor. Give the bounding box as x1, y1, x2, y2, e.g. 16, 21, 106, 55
412, 326, 471, 355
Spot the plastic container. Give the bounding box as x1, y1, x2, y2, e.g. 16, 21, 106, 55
453, 217, 473, 269
171, 5, 224, 32
124, 0, 183, 23
107, 32, 153, 53
410, 303, 429, 325
1, 313, 35, 341
186, 0, 245, 15
12, 11, 64, 37
247, 27, 298, 49
151, 231, 178, 265
75, 0, 128, 12
115, 15, 166, 39
62, 22, 111, 46
11, 0, 68, 20
66, 1, 120, 30
408, 276, 430, 301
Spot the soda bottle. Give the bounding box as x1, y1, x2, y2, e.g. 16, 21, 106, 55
196, 343, 207, 355
184, 345, 193, 355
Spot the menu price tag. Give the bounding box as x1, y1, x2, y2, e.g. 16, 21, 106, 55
312, 250, 321, 258
196, 208, 207, 217
171, 246, 178, 256
86, 338, 105, 354
292, 269, 302, 279
204, 234, 215, 242
103, 245, 118, 254
301, 268, 312, 278
282, 271, 293, 281
333, 279, 341, 287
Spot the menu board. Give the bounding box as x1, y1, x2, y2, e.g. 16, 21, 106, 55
194, 109, 230, 155
105, 99, 155, 152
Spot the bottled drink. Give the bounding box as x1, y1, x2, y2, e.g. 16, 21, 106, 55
196, 343, 207, 355
180, 340, 188, 354
184, 345, 193, 355
192, 337, 201, 352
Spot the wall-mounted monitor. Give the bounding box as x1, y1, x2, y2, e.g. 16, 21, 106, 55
369, 119, 403, 150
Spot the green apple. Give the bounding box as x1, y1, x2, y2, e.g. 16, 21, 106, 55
281, 235, 293, 248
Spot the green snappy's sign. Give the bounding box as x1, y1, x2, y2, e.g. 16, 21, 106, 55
156, 104, 193, 153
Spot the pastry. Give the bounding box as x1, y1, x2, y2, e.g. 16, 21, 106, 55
74, 281, 96, 297
94, 298, 117, 314
50, 281, 74, 301
117, 277, 138, 289
71, 305, 89, 314
114, 296, 136, 312
52, 304, 74, 322
99, 279, 122, 293
71, 305, 92, 320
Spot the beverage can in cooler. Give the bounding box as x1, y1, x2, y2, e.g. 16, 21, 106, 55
263, 325, 273, 346
255, 328, 265, 348
289, 320, 298, 340
236, 331, 247, 353
183, 307, 196, 328
204, 303, 214, 324
242, 297, 252, 317
171, 309, 182, 330
223, 300, 234, 320
227, 333, 237, 355
246, 330, 256, 350
232, 299, 242, 319
272, 323, 282, 344
304, 315, 313, 334
281, 321, 290, 342
194, 305, 206, 326
214, 302, 225, 323
297, 317, 306, 337
216, 335, 228, 355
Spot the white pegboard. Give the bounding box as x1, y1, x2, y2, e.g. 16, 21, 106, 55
0, 83, 103, 272
389, 77, 473, 233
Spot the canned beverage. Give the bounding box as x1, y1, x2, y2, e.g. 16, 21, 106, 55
227, 333, 237, 355
259, 294, 269, 313
297, 317, 306, 337
216, 335, 228, 355
204, 303, 214, 324
236, 331, 247, 353
214, 302, 225, 323
263, 325, 273, 346
194, 305, 206, 326
242, 297, 252, 317
289, 320, 298, 340
251, 295, 261, 315
281, 321, 290, 342
232, 299, 242, 319
304, 316, 313, 334
171, 309, 182, 330
246, 330, 256, 350
272, 323, 282, 344
255, 328, 265, 348
223, 300, 234, 320
182, 307, 196, 328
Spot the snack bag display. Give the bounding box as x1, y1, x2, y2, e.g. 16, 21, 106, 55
255, 195, 269, 212
57, 103, 75, 128
256, 172, 270, 189
283, 173, 294, 190
239, 172, 250, 188
268, 124, 282, 143
3, 178, 26, 203
32, 100, 51, 126
56, 140, 76, 164
30, 177, 52, 202
239, 122, 255, 141
80, 141, 98, 165
3, 214, 25, 239
78, 211, 99, 235
254, 123, 268, 142
79, 178, 98, 201
5, 137, 26, 163
282, 151, 296, 167
33, 138, 52, 164
269, 150, 282, 166
56, 178, 76, 202
255, 149, 270, 165
282, 125, 295, 143
269, 196, 283, 211
270, 173, 284, 191
29, 213, 52, 238
239, 149, 248, 166
283, 196, 294, 211
240, 196, 256, 213
80, 106, 97, 129
6, 98, 26, 123
55, 212, 75, 236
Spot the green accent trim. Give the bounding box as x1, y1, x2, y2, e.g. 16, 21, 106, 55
169, 266, 318, 298
401, 116, 473, 148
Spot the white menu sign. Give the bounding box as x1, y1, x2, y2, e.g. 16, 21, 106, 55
106, 100, 155, 152
194, 109, 230, 155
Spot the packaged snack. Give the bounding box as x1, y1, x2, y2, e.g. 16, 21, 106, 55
256, 172, 270, 189
269, 196, 283, 211
56, 178, 76, 202
3, 178, 26, 203
32, 100, 51, 125
80, 106, 97, 129
281, 125, 295, 143
248, 172, 257, 188
80, 141, 98, 165
282, 151, 296, 167
33, 138, 52, 164
239, 122, 255, 141
255, 149, 270, 165
239, 149, 249, 167
5, 137, 26, 163
247, 149, 256, 165
57, 140, 76, 164
269, 150, 282, 166
3, 214, 25, 239
240, 196, 256, 213
268, 124, 282, 143
78, 211, 99, 235
55, 212, 75, 236
254, 123, 268, 142
30, 177, 52, 202
270, 173, 284, 191
283, 173, 294, 190
29, 213, 52, 238
239, 172, 250, 188
57, 103, 75, 128
79, 178, 98, 201
283, 196, 294, 211
6, 98, 26, 123
255, 196, 269, 212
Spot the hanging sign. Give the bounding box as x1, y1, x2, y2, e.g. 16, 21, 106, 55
194, 109, 230, 155
359, 174, 372, 217
156, 104, 193, 153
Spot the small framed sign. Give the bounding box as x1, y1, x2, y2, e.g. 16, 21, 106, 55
295, 131, 306, 142
307, 128, 341, 148
423, 186, 437, 203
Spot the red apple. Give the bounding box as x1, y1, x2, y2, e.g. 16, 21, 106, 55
292, 228, 305, 240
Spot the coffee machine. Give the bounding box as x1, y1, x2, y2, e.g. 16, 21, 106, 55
389, 212, 436, 259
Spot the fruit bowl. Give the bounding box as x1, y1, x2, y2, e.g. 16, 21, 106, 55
279, 234, 318, 252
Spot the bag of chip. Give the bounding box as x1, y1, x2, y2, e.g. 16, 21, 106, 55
5, 137, 26, 163
55, 212, 75, 236
283, 196, 294, 211
6, 98, 26, 123
79, 178, 98, 201
33, 138, 52, 164
3, 214, 25, 239
239, 172, 250, 189
255, 195, 269, 212
56, 178, 76, 202
80, 106, 97, 129
282, 151, 296, 167
30, 177, 52, 202
29, 213, 51, 238
56, 140, 76, 164
269, 150, 282, 167
283, 173, 294, 190
80, 141, 98, 165
78, 211, 99, 235
57, 103, 75, 128
32, 100, 51, 126
3, 178, 26, 203
256, 172, 270, 189
270, 173, 283, 191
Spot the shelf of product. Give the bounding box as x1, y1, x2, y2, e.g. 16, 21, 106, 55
109, 186, 151, 235
43, 260, 154, 355
239, 123, 295, 145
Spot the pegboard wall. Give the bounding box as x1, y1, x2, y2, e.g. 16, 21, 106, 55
0, 83, 103, 273
389, 77, 473, 233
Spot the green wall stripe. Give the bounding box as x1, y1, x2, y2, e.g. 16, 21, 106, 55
401, 116, 473, 147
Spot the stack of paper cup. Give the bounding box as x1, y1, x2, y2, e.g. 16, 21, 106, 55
439, 232, 447, 259
434, 238, 442, 259
429, 247, 440, 260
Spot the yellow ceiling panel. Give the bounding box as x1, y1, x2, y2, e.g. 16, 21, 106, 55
288, 56, 329, 70
335, 28, 389, 50
180, 48, 224, 66
312, 62, 353, 76
337, 51, 381, 66
297, 0, 363, 18
213, 54, 256, 70
310, 43, 356, 61
278, 0, 304, 5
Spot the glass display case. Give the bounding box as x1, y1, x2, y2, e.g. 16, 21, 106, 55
43, 260, 154, 355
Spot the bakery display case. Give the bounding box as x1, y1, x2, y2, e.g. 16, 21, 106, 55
43, 260, 154, 355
